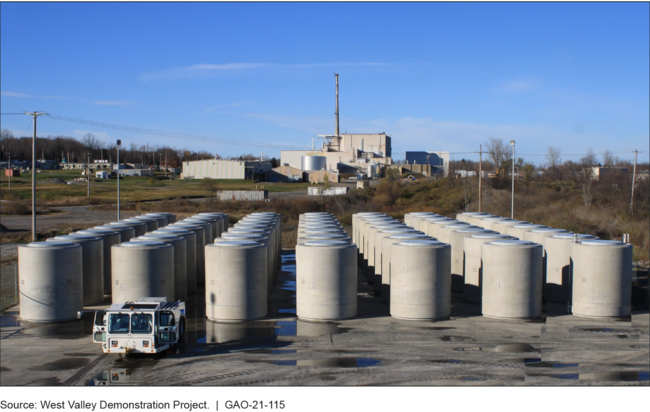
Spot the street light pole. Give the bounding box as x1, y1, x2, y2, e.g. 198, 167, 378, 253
117, 140, 121, 221
510, 140, 516, 219
7, 152, 11, 192
87, 152, 91, 198
24, 111, 47, 241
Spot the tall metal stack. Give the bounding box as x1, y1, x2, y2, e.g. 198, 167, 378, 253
111, 241, 174, 303
390, 239, 451, 320
47, 234, 104, 305
18, 242, 83, 322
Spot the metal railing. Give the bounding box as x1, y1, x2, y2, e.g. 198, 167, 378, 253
1, 261, 18, 312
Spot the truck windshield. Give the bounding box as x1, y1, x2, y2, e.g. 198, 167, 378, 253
108, 314, 130, 334
131, 313, 153, 334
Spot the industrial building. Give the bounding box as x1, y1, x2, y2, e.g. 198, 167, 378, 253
405, 151, 449, 177
182, 158, 272, 180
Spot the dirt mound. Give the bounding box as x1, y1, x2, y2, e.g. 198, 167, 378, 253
41, 177, 66, 184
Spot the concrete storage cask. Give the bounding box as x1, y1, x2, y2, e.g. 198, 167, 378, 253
543, 233, 597, 302
466, 214, 497, 225
448, 228, 497, 292
456, 212, 489, 223
205, 319, 274, 343
506, 224, 549, 240
463, 233, 517, 303
570, 240, 633, 318
139, 214, 168, 228
191, 215, 220, 241
133, 234, 187, 301
374, 228, 423, 290
205, 241, 268, 322
437, 224, 481, 244
47, 234, 104, 305
481, 240, 543, 319
298, 233, 352, 244
231, 224, 276, 275
111, 241, 174, 303
524, 228, 570, 247
476, 217, 510, 230
220, 234, 273, 294
491, 220, 529, 234
390, 240, 451, 321
352, 212, 383, 244
168, 223, 205, 287
411, 214, 441, 231
146, 212, 176, 224
361, 218, 398, 265
18, 242, 83, 322
183, 218, 216, 243
296, 240, 357, 321
196, 213, 227, 236
405, 212, 438, 227
117, 220, 148, 236
129, 216, 159, 232
366, 223, 409, 279
416, 216, 445, 232
381, 233, 433, 303
422, 218, 457, 237
98, 224, 135, 242
153, 228, 198, 295
357, 216, 392, 255
75, 229, 121, 295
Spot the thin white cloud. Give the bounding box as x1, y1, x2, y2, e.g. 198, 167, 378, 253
141, 62, 388, 80
1, 91, 33, 98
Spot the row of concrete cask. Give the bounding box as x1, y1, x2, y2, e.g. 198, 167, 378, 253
296, 213, 357, 321
205, 212, 282, 322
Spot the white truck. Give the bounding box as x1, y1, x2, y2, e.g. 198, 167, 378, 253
86, 297, 186, 354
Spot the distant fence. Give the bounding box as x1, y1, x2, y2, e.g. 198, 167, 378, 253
217, 190, 268, 201
308, 187, 350, 196
1, 262, 18, 312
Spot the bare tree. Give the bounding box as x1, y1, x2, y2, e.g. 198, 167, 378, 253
201, 177, 219, 202
602, 150, 620, 167
572, 149, 598, 206
1, 129, 14, 140
485, 137, 512, 170
545, 146, 561, 169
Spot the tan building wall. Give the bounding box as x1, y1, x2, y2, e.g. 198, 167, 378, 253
308, 170, 340, 184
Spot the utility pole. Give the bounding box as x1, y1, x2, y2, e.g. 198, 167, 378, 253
479, 144, 482, 212
334, 73, 340, 148
117, 140, 121, 221
510, 140, 516, 219
165, 153, 168, 177
24, 111, 47, 241
87, 152, 91, 198
7, 152, 11, 192
631, 149, 638, 212
159, 153, 163, 174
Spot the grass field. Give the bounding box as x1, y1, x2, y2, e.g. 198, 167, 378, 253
0, 169, 310, 206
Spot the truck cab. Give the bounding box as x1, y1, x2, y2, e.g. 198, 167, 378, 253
91, 297, 185, 354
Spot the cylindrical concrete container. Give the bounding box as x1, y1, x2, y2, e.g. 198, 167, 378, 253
129, 216, 159, 232
98, 224, 135, 242
543, 233, 597, 302
18, 242, 83, 322
133, 234, 187, 301
381, 233, 433, 303
168, 223, 205, 286
230, 225, 276, 275
491, 220, 528, 234
416, 216, 445, 232
506, 224, 549, 240
298, 233, 352, 244
117, 220, 148, 237
153, 228, 198, 295
190, 215, 220, 241
356, 216, 392, 255
466, 214, 497, 226
481, 240, 543, 319
360, 218, 398, 262
570, 240, 633, 318
140, 214, 168, 228
146, 212, 176, 224
196, 213, 227, 236
524, 228, 570, 246
438, 224, 481, 244
220, 234, 273, 295
411, 214, 442, 231
75, 229, 121, 295
463, 233, 517, 303
374, 228, 423, 283
448, 228, 496, 292
111, 241, 174, 303
456, 212, 489, 223
205, 241, 268, 322
183, 218, 215, 244
422, 218, 457, 237
404, 212, 438, 227
390, 240, 451, 321
352, 213, 385, 246
476, 217, 510, 230
366, 223, 409, 278
47, 235, 104, 305
296, 240, 357, 321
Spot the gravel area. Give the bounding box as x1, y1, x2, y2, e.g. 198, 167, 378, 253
1, 243, 19, 259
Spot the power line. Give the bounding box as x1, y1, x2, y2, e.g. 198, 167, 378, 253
44, 114, 307, 150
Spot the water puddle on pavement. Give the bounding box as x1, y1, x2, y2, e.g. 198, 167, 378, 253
246, 357, 381, 368
528, 371, 649, 381
481, 343, 539, 353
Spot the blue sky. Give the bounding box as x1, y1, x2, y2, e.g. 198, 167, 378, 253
1, 2, 648, 164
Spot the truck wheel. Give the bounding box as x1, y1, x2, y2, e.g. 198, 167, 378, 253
178, 317, 186, 342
